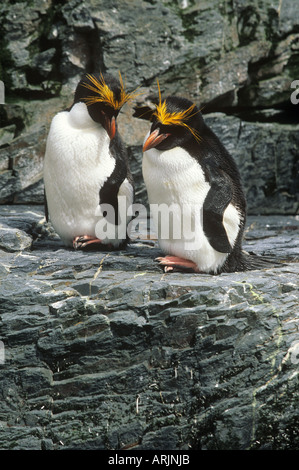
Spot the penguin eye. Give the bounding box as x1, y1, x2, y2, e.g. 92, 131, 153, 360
151, 122, 170, 135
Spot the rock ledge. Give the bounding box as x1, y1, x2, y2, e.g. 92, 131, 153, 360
0, 205, 298, 450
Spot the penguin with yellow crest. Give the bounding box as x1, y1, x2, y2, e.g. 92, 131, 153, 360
44, 72, 137, 250
140, 83, 274, 274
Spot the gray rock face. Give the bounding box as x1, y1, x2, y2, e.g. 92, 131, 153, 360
0, 206, 298, 450
204, 114, 299, 215
0, 0, 299, 451
0, 0, 298, 212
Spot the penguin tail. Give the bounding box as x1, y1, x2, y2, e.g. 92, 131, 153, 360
241, 250, 285, 271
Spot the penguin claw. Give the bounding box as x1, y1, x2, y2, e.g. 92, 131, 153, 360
73, 235, 103, 250
155, 255, 200, 273
164, 266, 174, 272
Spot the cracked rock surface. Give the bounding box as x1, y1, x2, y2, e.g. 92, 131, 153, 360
0, 0, 298, 451
0, 205, 298, 450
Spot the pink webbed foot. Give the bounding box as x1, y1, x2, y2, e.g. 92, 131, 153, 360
73, 235, 104, 250
155, 255, 200, 273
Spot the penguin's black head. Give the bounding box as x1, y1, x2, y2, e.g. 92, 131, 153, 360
74, 72, 135, 139
143, 93, 204, 152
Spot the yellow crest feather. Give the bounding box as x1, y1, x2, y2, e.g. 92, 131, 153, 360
81, 72, 139, 110
153, 80, 201, 142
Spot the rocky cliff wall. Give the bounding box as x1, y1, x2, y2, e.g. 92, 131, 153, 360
0, 0, 298, 212
0, 0, 299, 452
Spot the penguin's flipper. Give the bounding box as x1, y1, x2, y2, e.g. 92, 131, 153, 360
44, 189, 49, 222
100, 132, 131, 225
101, 131, 134, 213
99, 181, 120, 225
202, 161, 233, 254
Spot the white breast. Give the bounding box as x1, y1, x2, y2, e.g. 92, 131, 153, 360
142, 144, 209, 206
43, 102, 115, 246
142, 143, 240, 273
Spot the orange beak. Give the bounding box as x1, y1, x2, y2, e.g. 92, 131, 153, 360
105, 115, 116, 140
143, 129, 170, 152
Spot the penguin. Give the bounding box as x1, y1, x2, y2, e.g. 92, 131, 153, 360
140, 84, 271, 274
43, 72, 137, 250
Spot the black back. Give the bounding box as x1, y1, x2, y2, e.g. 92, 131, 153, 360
136, 95, 247, 270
